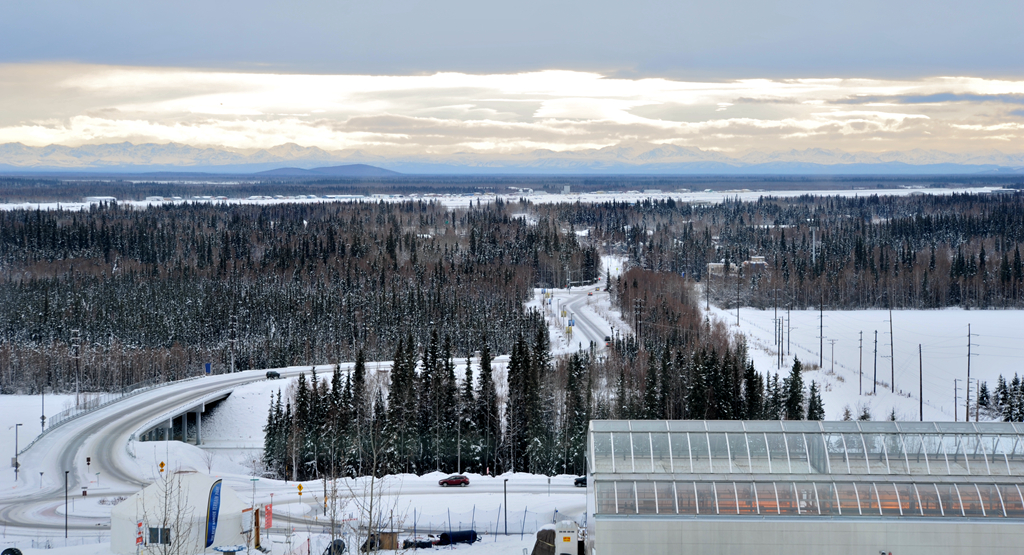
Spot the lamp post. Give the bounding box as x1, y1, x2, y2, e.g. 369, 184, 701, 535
503, 478, 508, 536
13, 423, 22, 480
64, 470, 69, 539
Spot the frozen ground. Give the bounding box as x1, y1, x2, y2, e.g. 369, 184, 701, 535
0, 394, 77, 446
709, 305, 1024, 421
0, 186, 1006, 213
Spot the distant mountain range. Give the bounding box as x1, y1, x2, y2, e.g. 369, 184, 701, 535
1, 141, 1023, 175
255, 164, 402, 177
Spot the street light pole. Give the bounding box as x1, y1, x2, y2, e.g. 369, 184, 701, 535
65, 470, 69, 539
503, 479, 508, 536
14, 423, 22, 480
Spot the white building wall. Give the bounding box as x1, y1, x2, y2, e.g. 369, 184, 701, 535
595, 517, 1024, 555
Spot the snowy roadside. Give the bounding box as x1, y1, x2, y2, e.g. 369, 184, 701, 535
710, 305, 1024, 421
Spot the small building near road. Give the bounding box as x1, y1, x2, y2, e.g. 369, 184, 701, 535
587, 420, 1024, 555
111, 471, 248, 554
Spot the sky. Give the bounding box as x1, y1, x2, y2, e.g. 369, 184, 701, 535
1, 0, 1022, 159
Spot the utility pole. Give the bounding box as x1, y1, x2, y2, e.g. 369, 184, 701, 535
774, 282, 779, 348
889, 308, 895, 393
859, 331, 863, 396
13, 423, 22, 480
705, 273, 710, 311
976, 377, 981, 422
954, 379, 960, 422
778, 319, 784, 368
787, 305, 791, 356
873, 330, 878, 395
71, 329, 81, 409
229, 314, 237, 373
967, 323, 974, 422
735, 269, 741, 327
819, 289, 824, 368
828, 339, 838, 374
919, 344, 923, 421
811, 227, 816, 266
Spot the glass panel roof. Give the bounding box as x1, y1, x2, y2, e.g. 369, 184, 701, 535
780, 421, 822, 432
593, 479, 1024, 519
743, 421, 785, 432
589, 421, 1024, 478
706, 421, 747, 432
667, 421, 709, 432
630, 421, 669, 432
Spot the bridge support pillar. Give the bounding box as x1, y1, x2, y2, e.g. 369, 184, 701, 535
195, 410, 202, 445
168, 417, 174, 442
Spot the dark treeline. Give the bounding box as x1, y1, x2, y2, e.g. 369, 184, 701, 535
559, 192, 1024, 309
4, 175, 1019, 203
261, 327, 824, 481
0, 199, 600, 393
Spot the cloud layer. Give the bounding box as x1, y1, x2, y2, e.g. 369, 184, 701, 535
1, 65, 1023, 160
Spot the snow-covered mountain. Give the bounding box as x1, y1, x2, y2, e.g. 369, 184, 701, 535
2, 142, 1023, 174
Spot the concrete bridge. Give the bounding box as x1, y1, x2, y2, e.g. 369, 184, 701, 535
136, 390, 232, 445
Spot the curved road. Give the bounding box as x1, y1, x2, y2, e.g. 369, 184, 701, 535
0, 366, 319, 533
552, 287, 615, 353
0, 356, 532, 536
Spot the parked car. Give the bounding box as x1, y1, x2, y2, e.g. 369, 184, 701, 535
574, 476, 587, 487
266, 370, 281, 379
439, 475, 469, 487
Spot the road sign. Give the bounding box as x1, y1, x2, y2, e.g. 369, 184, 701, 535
205, 363, 212, 375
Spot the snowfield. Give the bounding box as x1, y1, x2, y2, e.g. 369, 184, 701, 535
709, 305, 1024, 421
0, 185, 1007, 214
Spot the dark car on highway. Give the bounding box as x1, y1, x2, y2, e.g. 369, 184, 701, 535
439, 475, 470, 487
266, 370, 281, 379
574, 476, 587, 487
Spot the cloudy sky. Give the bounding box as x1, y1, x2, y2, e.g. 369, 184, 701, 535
1, 0, 1022, 158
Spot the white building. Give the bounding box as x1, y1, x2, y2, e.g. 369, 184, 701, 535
111, 472, 248, 554
587, 420, 1024, 555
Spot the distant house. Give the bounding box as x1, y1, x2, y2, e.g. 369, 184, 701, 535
743, 255, 767, 272
83, 196, 117, 204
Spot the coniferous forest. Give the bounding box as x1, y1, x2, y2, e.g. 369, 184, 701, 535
1, 189, 1021, 478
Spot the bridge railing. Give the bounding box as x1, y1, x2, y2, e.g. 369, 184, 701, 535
19, 374, 204, 455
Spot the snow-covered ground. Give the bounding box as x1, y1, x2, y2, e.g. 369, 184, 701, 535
709, 305, 1024, 421
0, 394, 76, 489
0, 186, 1007, 213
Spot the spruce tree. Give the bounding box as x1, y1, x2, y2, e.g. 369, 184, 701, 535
806, 381, 825, 420
784, 357, 805, 420
475, 338, 499, 474
742, 360, 764, 419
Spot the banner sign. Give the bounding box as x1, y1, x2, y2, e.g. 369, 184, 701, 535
205, 479, 223, 548
265, 504, 272, 528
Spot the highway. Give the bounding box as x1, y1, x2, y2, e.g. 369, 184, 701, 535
0, 365, 327, 534
0, 356, 529, 536
546, 286, 616, 353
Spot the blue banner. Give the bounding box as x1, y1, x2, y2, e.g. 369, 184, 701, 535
205, 479, 222, 548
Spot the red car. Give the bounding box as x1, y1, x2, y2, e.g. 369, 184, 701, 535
438, 475, 469, 487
